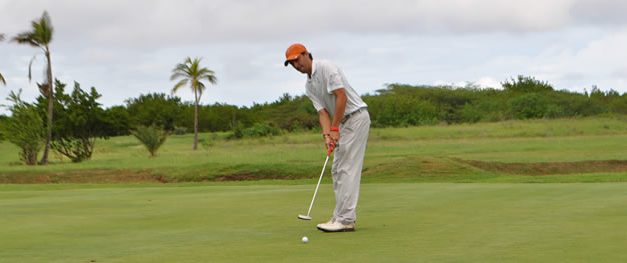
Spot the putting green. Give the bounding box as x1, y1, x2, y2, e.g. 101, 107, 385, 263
2, 183, 627, 262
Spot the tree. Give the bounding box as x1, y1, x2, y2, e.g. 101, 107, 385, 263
102, 105, 132, 136
0, 33, 5, 85
501, 75, 554, 93
1, 90, 45, 165
38, 80, 110, 162
125, 93, 184, 131
12, 11, 55, 164
170, 57, 217, 150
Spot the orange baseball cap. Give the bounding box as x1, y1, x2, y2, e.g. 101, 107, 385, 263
284, 43, 307, 66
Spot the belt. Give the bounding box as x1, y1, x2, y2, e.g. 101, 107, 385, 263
341, 107, 367, 124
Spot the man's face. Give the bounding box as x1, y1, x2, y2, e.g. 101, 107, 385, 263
289, 53, 311, 74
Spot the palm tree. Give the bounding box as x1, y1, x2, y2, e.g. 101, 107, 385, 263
0, 33, 6, 85
12, 11, 54, 164
170, 57, 217, 150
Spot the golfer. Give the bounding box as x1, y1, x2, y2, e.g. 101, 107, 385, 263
284, 43, 370, 232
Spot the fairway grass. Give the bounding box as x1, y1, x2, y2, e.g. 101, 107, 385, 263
2, 183, 627, 262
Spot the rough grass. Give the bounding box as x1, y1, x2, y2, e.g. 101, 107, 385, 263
0, 116, 626, 183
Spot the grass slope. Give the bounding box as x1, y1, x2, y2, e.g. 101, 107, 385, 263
0, 116, 626, 183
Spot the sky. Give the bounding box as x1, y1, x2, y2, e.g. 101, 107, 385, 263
1, 0, 627, 115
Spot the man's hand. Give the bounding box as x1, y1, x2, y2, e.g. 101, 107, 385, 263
324, 135, 336, 155
329, 129, 340, 144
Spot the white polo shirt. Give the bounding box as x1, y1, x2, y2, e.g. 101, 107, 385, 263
305, 59, 368, 117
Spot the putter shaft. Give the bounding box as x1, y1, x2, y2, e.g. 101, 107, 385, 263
302, 154, 330, 218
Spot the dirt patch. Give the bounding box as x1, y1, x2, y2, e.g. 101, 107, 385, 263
213, 172, 308, 181
0, 168, 308, 184
462, 159, 627, 175
0, 169, 168, 184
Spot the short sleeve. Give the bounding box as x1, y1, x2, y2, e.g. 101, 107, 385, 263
325, 64, 345, 94
306, 91, 324, 112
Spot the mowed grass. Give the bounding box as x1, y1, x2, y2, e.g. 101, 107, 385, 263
2, 183, 627, 262
0, 116, 626, 183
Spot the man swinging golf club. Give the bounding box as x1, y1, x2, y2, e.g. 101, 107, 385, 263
285, 43, 370, 232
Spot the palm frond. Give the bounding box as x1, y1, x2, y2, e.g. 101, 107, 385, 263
201, 71, 218, 84
12, 11, 53, 48
169, 72, 188, 81
196, 82, 206, 91
171, 79, 188, 94
0, 73, 6, 86
171, 63, 192, 78
28, 55, 38, 82
31, 11, 53, 44
39, 11, 54, 43
12, 32, 40, 47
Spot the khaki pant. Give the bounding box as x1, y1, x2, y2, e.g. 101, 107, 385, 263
332, 110, 370, 224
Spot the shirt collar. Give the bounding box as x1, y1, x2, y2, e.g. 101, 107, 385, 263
308, 59, 317, 80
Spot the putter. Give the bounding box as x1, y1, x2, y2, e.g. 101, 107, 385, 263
298, 145, 335, 220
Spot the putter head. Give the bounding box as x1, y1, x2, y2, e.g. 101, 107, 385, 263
298, 214, 312, 220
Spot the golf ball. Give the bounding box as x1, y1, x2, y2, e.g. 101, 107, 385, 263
302, 236, 309, 243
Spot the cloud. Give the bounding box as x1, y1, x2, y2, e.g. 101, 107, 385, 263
528, 26, 627, 89
4, 0, 627, 49
570, 0, 627, 25
3, 0, 627, 116
476, 77, 503, 89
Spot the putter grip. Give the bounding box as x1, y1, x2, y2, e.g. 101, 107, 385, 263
327, 143, 338, 156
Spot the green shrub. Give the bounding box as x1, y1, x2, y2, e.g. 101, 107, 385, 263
227, 122, 281, 139
242, 122, 281, 137
199, 133, 219, 149
459, 103, 483, 123
131, 125, 168, 157
1, 92, 45, 165
173, 126, 188, 135
509, 93, 549, 119
502, 75, 554, 93
227, 124, 244, 140
41, 80, 110, 163
366, 93, 439, 127
0, 116, 7, 142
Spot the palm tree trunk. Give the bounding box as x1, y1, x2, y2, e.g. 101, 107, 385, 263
193, 89, 199, 150
39, 48, 53, 164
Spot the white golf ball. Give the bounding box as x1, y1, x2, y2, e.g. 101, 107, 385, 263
301, 236, 309, 243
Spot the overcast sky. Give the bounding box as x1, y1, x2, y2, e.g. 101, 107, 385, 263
2, 0, 627, 114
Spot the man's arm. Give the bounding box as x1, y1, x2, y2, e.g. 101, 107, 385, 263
330, 88, 347, 144
318, 108, 334, 153
318, 108, 332, 135
318, 88, 347, 152
331, 88, 347, 129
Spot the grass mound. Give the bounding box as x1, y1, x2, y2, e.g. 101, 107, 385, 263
363, 156, 484, 182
